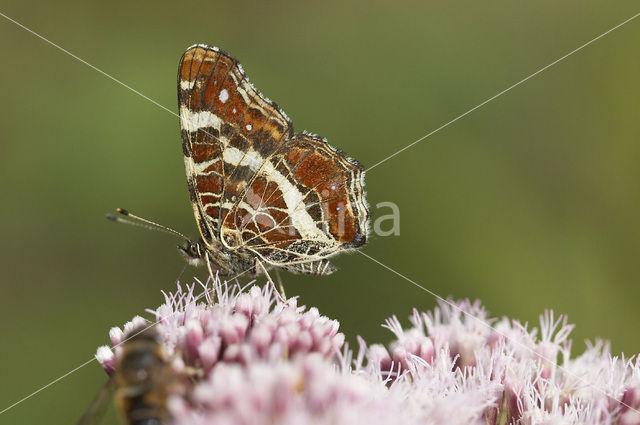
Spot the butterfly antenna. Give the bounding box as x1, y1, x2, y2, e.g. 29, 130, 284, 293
106, 214, 173, 234
107, 208, 189, 240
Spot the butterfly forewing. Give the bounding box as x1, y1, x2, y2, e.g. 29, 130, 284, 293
178, 45, 292, 245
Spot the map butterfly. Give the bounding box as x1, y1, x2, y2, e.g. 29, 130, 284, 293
119, 45, 369, 277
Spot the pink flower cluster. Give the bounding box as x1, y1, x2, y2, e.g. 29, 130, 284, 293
96, 276, 640, 425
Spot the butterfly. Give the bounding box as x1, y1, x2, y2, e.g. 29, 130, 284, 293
114, 45, 369, 278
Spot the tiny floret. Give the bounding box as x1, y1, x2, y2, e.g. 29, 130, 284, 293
95, 345, 115, 375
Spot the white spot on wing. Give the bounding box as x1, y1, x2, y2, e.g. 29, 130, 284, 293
246, 124, 252, 131
180, 80, 195, 90
219, 89, 229, 103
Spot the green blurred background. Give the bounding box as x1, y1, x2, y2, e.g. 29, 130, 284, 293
1, 1, 639, 423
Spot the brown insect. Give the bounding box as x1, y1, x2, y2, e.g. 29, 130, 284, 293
76, 328, 185, 425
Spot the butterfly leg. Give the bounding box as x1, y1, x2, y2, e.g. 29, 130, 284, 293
256, 260, 287, 303
274, 269, 286, 300
204, 251, 218, 304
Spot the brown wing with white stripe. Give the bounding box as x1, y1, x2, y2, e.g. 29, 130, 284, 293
221, 133, 369, 268
178, 45, 292, 244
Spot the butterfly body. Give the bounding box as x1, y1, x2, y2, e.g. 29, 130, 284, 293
178, 238, 257, 275
178, 45, 369, 276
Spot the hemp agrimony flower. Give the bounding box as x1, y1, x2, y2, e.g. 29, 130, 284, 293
96, 276, 640, 425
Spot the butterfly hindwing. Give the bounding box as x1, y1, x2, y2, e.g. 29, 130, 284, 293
221, 133, 368, 268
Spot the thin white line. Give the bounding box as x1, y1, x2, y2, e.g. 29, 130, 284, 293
0, 357, 95, 415
0, 11, 177, 118
0, 267, 253, 415
357, 250, 640, 416
0, 10, 231, 152
365, 11, 640, 172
